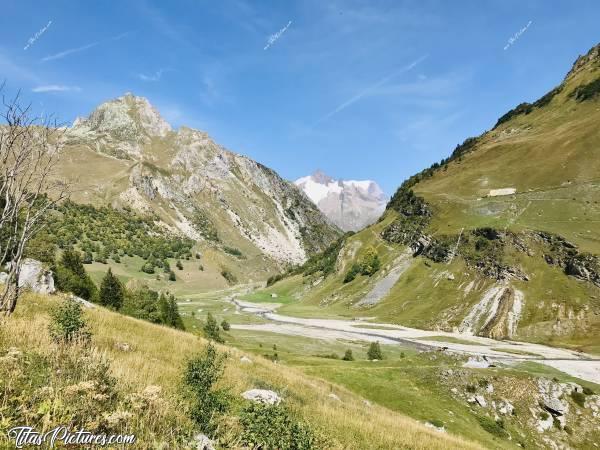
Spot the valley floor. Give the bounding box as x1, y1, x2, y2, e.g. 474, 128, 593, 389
231, 300, 600, 384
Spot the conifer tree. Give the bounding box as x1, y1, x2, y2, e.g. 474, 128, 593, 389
99, 268, 124, 309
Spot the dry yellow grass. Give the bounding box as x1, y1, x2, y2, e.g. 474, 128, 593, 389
2, 292, 483, 449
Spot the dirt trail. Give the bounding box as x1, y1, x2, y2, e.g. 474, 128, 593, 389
232, 302, 600, 384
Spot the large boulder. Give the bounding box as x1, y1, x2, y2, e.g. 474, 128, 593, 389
242, 389, 282, 405
1, 259, 55, 294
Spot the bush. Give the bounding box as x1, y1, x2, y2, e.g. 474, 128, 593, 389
183, 344, 230, 437
176, 260, 183, 270
476, 415, 508, 438
239, 403, 320, 450
342, 349, 354, 361
99, 268, 124, 310
141, 262, 155, 274
221, 319, 230, 331
571, 391, 586, 407
367, 341, 383, 360
121, 285, 183, 329
343, 263, 361, 283
428, 419, 444, 428
168, 270, 176, 281
221, 269, 237, 285
359, 246, 381, 276
203, 313, 224, 343
53, 249, 98, 301
223, 246, 243, 257
49, 299, 91, 343
583, 386, 595, 395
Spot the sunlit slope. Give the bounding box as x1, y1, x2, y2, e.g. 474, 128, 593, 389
263, 44, 600, 353
414, 45, 600, 253
0, 292, 481, 450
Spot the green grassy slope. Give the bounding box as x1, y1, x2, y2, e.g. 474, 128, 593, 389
0, 292, 482, 450
264, 43, 600, 353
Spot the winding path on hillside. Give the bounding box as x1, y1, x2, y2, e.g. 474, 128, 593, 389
231, 300, 600, 385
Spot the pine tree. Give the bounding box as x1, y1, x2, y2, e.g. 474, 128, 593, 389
158, 293, 185, 329
367, 341, 383, 360
221, 319, 230, 331
99, 268, 124, 310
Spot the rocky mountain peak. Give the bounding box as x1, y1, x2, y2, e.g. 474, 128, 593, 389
566, 42, 600, 80
295, 172, 387, 231
72, 93, 172, 139
311, 169, 335, 185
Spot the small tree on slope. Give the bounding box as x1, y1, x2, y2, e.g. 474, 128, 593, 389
99, 268, 124, 310
367, 341, 383, 360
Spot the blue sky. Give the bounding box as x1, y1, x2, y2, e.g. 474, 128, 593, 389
1, 0, 599, 194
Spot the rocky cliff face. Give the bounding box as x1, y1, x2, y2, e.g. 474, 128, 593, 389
60, 94, 339, 273
295, 170, 386, 231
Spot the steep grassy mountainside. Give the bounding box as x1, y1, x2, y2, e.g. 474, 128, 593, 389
49, 94, 340, 290
264, 43, 600, 353
0, 291, 481, 450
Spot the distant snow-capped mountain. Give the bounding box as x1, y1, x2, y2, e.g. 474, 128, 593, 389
295, 170, 387, 231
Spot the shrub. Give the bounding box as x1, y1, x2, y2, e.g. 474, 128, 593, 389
53, 250, 98, 301
99, 268, 124, 310
343, 263, 361, 283
239, 403, 320, 450
359, 246, 381, 276
342, 349, 354, 361
221, 269, 237, 284
203, 313, 224, 343
221, 319, 230, 331
583, 387, 595, 395
183, 344, 230, 437
141, 262, 155, 274
571, 391, 586, 407
223, 246, 243, 257
367, 341, 383, 360
428, 419, 444, 428
168, 270, 176, 281
49, 299, 91, 343
176, 260, 183, 270
476, 415, 508, 439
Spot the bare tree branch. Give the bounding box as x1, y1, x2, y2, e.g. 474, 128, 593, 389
0, 86, 70, 314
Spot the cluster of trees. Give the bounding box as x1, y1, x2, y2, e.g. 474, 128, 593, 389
343, 246, 381, 283
43, 201, 195, 270
53, 249, 184, 329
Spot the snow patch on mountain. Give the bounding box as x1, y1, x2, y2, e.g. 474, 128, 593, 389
295, 170, 387, 231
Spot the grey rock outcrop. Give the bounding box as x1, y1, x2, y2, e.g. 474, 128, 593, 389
242, 389, 282, 405
1, 259, 55, 294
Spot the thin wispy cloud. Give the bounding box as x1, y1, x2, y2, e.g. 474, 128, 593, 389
315, 55, 428, 126
31, 85, 81, 93
41, 31, 132, 62
138, 68, 170, 82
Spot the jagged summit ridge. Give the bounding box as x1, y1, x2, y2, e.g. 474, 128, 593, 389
72, 93, 171, 137
295, 171, 387, 231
